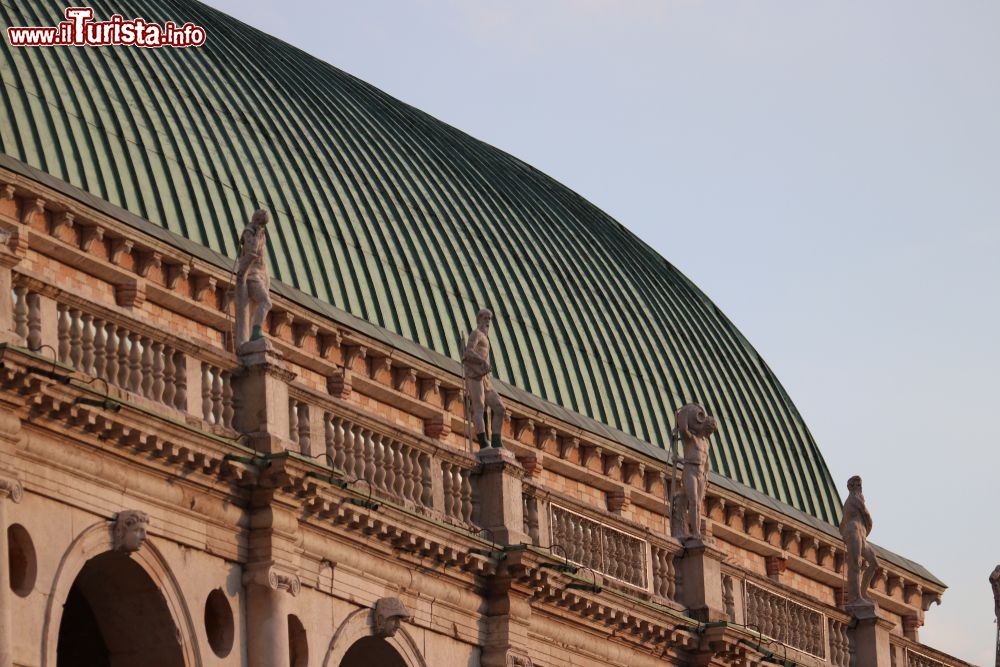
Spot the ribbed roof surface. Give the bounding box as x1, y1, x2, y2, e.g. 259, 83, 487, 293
0, 0, 841, 523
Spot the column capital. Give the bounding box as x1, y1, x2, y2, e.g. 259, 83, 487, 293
0, 477, 22, 504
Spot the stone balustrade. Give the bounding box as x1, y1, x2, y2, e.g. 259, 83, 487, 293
8, 280, 237, 429
744, 580, 826, 659
889, 636, 972, 667
550, 503, 648, 590
288, 386, 478, 530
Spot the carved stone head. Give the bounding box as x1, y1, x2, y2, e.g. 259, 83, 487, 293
476, 308, 493, 328
113, 510, 150, 553
250, 209, 269, 227
373, 597, 410, 638
847, 475, 862, 493
674, 403, 718, 439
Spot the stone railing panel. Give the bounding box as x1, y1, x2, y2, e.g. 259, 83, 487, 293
550, 504, 647, 589
744, 581, 826, 659
827, 616, 850, 667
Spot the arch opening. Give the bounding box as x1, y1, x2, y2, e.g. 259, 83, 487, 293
339, 636, 407, 667
56, 551, 185, 667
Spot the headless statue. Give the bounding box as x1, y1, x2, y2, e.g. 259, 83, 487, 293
839, 475, 879, 608
462, 308, 506, 449
235, 209, 272, 347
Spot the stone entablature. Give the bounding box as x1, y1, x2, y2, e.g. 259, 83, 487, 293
0, 166, 965, 666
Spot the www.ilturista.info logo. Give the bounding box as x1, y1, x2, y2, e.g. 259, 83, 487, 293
7, 7, 206, 48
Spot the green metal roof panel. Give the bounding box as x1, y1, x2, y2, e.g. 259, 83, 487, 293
1, 0, 842, 524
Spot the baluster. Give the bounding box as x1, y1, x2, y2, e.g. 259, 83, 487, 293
139, 336, 153, 397
404, 450, 418, 504
526, 496, 539, 544
420, 454, 432, 508
151, 342, 164, 401
331, 418, 346, 471
372, 434, 385, 492
105, 323, 118, 384
288, 400, 299, 446
383, 440, 397, 498
57, 304, 70, 362
460, 469, 473, 524
127, 332, 142, 392
162, 347, 176, 407
117, 328, 130, 388
341, 425, 356, 478
201, 363, 212, 422
92, 318, 106, 379
401, 447, 414, 502
211, 367, 223, 424
12, 286, 28, 339
361, 429, 374, 483
26, 292, 41, 350
441, 463, 454, 518
321, 415, 335, 468
297, 402, 310, 454
69, 308, 82, 369
222, 371, 233, 428
173, 351, 187, 410
354, 426, 367, 480
80, 313, 94, 374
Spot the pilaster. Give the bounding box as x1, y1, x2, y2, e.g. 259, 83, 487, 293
0, 475, 24, 667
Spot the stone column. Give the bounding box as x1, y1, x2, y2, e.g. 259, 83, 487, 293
675, 537, 727, 622
244, 565, 299, 667
234, 343, 296, 453
475, 447, 529, 546
481, 550, 535, 667
0, 476, 24, 667
846, 603, 893, 666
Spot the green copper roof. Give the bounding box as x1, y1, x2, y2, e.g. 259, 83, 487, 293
0, 0, 841, 523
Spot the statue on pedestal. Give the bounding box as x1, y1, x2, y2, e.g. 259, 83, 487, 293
671, 403, 718, 540
839, 475, 879, 610
462, 308, 506, 449
235, 209, 272, 349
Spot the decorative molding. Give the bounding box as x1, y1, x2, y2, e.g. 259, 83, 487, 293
21, 198, 45, 226
49, 211, 74, 237
107, 236, 133, 265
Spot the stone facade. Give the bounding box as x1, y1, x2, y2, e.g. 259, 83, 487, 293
0, 167, 974, 667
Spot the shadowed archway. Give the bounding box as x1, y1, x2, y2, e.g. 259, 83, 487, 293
339, 637, 407, 667
56, 551, 184, 667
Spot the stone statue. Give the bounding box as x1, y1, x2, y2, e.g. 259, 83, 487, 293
839, 475, 879, 608
373, 597, 411, 638
462, 308, 506, 449
113, 510, 149, 553
672, 403, 717, 540
991, 565, 1000, 667
235, 209, 272, 347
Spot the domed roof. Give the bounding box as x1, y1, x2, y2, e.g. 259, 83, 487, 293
0, 0, 841, 523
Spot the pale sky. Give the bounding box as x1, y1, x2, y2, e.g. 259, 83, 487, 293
202, 1, 1000, 662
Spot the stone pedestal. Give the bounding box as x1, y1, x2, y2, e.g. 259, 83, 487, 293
676, 537, 727, 622
235, 341, 296, 453
475, 447, 529, 546
846, 602, 893, 667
